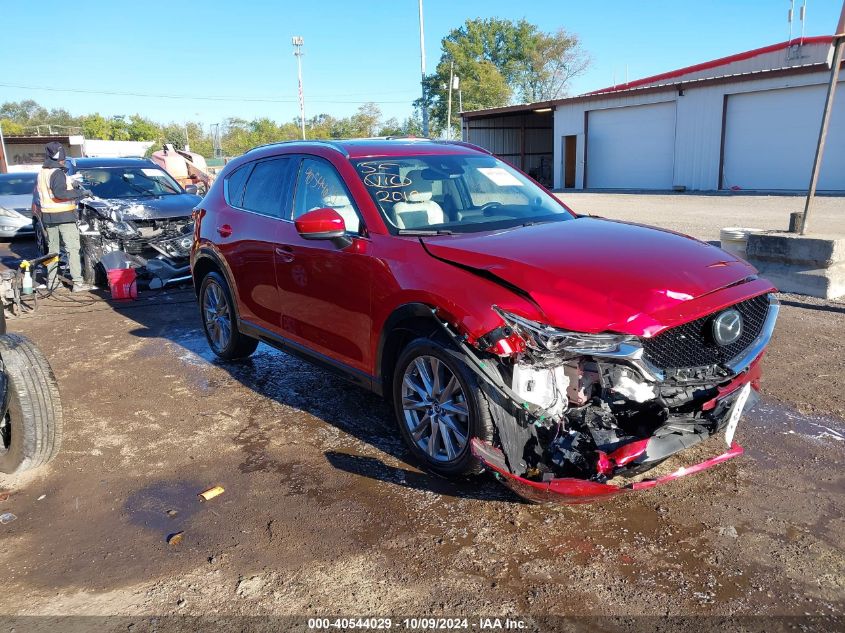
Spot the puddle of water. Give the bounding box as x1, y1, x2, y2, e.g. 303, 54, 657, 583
746, 400, 845, 443
124, 480, 206, 537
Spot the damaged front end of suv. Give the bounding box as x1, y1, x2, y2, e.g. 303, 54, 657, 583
78, 199, 195, 288
440, 293, 779, 503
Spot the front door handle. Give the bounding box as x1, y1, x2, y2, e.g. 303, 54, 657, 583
275, 246, 295, 263
217, 224, 232, 238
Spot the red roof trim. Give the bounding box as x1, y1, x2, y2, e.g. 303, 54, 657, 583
586, 35, 833, 95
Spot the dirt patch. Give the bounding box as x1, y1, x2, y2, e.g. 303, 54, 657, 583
0, 282, 842, 622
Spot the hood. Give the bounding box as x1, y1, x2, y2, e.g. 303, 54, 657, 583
85, 193, 201, 221
0, 194, 34, 215
422, 217, 760, 335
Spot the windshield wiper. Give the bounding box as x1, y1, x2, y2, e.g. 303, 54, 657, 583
398, 229, 454, 236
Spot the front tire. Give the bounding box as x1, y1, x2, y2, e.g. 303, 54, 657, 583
0, 334, 63, 474
34, 218, 48, 257
80, 235, 107, 287
392, 337, 494, 477
199, 271, 258, 360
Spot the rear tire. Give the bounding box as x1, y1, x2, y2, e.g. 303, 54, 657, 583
0, 334, 63, 474
199, 271, 258, 360
392, 337, 494, 477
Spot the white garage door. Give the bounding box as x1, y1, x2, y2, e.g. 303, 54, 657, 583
723, 83, 845, 191
586, 101, 676, 189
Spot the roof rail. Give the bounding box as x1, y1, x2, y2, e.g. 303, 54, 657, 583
246, 139, 350, 157
441, 140, 493, 155
383, 135, 433, 141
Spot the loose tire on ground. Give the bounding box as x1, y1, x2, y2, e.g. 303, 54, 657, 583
0, 334, 63, 474
392, 337, 495, 477
199, 271, 258, 361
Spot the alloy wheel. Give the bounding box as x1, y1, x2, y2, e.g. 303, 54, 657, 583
203, 281, 231, 353
0, 412, 9, 455
401, 355, 470, 463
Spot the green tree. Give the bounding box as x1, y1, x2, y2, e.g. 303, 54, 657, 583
126, 114, 159, 141
81, 114, 113, 139
0, 119, 26, 135
0, 100, 48, 125
108, 116, 132, 141
349, 103, 382, 137
518, 28, 590, 103
420, 18, 589, 136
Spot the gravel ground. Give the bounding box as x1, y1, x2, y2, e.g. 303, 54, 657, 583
0, 196, 842, 631
556, 192, 845, 242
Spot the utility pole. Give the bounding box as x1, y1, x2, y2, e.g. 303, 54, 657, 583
0, 121, 8, 174
418, 0, 429, 137
446, 61, 454, 140
800, 1, 845, 235
292, 36, 306, 140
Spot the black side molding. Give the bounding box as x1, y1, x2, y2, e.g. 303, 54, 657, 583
237, 320, 379, 395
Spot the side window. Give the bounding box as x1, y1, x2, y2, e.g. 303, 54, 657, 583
293, 157, 361, 234
224, 164, 251, 207
241, 157, 293, 217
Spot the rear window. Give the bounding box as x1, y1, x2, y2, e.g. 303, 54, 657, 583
224, 164, 251, 207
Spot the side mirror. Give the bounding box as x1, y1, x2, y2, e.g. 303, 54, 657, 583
184, 184, 199, 195
295, 208, 347, 240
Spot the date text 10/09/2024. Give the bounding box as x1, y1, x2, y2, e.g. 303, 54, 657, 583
307, 617, 527, 630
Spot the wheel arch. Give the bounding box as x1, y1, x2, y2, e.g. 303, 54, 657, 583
376, 302, 449, 399
192, 248, 243, 324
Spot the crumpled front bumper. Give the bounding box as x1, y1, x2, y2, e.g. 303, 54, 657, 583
471, 438, 744, 504
471, 356, 763, 504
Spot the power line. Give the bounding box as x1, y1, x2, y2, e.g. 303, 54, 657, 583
0, 83, 416, 105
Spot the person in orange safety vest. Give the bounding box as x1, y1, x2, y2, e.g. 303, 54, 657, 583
36, 142, 93, 291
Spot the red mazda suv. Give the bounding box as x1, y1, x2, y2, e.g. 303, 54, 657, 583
190, 139, 779, 502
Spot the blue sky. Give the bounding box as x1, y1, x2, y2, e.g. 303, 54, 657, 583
1, 0, 842, 127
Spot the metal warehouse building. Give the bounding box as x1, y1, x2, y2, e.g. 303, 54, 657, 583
460, 36, 844, 192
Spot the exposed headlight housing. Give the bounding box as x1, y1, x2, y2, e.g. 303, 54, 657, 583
0, 206, 22, 219
492, 306, 638, 355
105, 219, 139, 238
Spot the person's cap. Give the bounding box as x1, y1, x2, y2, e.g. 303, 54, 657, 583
45, 142, 66, 162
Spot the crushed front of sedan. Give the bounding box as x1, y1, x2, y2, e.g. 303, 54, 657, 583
439, 291, 779, 502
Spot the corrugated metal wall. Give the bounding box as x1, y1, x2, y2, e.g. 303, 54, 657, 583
464, 112, 554, 186
553, 69, 838, 190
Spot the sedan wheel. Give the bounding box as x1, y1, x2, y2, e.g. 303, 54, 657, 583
202, 280, 232, 353
401, 355, 470, 463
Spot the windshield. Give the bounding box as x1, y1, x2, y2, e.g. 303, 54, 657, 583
77, 167, 182, 199
0, 174, 36, 196
353, 155, 572, 234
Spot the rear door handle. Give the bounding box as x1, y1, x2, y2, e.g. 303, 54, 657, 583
217, 224, 232, 238
275, 246, 295, 263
